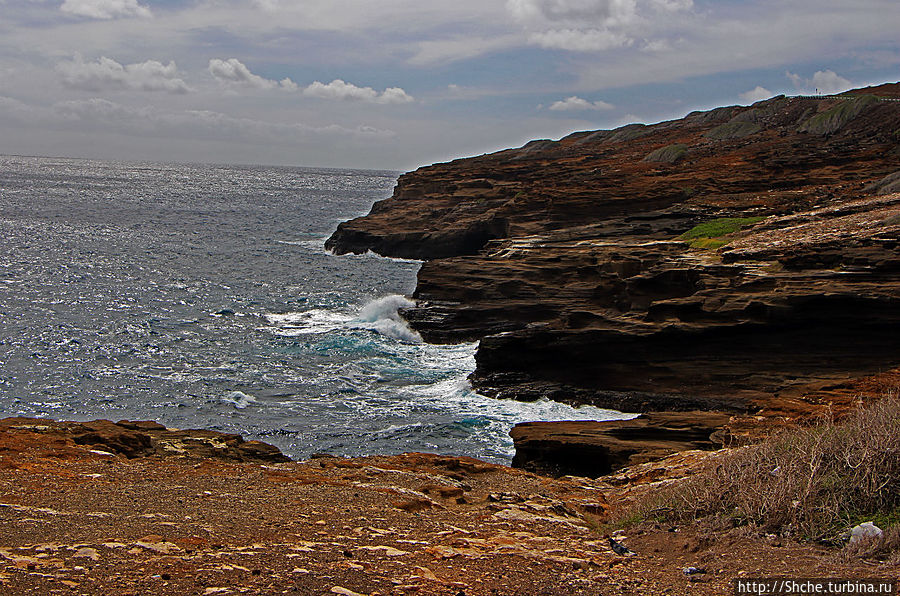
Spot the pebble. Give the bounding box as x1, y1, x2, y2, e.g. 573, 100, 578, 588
331, 587, 368, 596
73, 547, 100, 561
682, 566, 705, 575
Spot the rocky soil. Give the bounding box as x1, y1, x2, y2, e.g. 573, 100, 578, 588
1, 418, 895, 595
326, 83, 900, 473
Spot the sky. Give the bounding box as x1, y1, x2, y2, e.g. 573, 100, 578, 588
0, 0, 898, 170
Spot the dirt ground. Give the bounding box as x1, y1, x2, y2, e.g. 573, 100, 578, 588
0, 420, 896, 595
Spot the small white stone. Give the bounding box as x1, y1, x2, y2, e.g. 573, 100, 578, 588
849, 521, 883, 544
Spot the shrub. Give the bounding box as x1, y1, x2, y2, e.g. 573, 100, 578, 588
624, 397, 900, 550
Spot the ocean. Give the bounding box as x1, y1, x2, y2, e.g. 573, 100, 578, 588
0, 155, 627, 463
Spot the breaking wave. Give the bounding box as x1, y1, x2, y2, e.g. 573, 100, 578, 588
352, 294, 422, 343
261, 294, 421, 343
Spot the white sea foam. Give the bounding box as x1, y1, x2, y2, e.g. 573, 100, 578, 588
276, 237, 329, 251
222, 390, 258, 409
351, 294, 422, 343
262, 309, 352, 335
260, 295, 421, 342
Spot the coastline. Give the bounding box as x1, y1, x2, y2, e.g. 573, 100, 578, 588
3, 85, 900, 593
1, 416, 892, 595
327, 84, 900, 474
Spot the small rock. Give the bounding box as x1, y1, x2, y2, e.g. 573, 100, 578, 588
608, 537, 633, 556
331, 587, 368, 596
394, 498, 440, 513
682, 566, 706, 575
413, 566, 439, 581
73, 547, 100, 561
134, 540, 180, 554
849, 521, 883, 544
358, 545, 408, 557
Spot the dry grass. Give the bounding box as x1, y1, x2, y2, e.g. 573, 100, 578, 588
836, 526, 900, 563
624, 396, 900, 555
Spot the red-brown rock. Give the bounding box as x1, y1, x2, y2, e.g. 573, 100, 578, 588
327, 85, 900, 471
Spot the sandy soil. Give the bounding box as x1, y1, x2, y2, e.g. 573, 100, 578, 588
0, 420, 896, 595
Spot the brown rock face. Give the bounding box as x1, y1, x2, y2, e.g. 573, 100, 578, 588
0, 417, 290, 463
327, 84, 900, 471
510, 411, 732, 478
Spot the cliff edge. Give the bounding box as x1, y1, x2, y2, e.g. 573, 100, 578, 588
327, 83, 900, 472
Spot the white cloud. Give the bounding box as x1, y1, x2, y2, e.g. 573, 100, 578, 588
507, 0, 635, 26
57, 56, 191, 94
60, 0, 151, 19
548, 95, 614, 111
303, 79, 414, 104
0, 95, 41, 124
739, 86, 773, 103
409, 34, 521, 66
378, 86, 416, 105
617, 113, 643, 125
209, 58, 280, 90
279, 77, 299, 91
507, 0, 693, 52
303, 79, 379, 101
531, 28, 632, 51
786, 71, 804, 88
208, 59, 412, 103
810, 70, 852, 94
786, 69, 852, 95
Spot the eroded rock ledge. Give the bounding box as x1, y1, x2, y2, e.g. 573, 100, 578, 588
327, 83, 900, 473
0, 417, 289, 463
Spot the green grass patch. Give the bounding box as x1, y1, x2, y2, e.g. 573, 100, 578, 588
703, 121, 762, 140
677, 216, 765, 249
799, 95, 879, 135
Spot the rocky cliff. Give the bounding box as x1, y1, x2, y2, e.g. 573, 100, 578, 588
327, 83, 900, 473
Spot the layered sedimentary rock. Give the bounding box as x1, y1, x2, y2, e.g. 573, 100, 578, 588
327, 83, 900, 472
0, 417, 290, 463
509, 411, 731, 477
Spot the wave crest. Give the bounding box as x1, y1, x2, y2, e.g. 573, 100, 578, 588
354, 295, 422, 343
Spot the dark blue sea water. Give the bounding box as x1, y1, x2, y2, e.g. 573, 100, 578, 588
0, 155, 628, 462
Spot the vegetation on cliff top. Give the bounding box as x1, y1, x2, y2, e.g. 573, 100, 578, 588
643, 143, 688, 164
703, 121, 762, 140
677, 216, 765, 249
799, 95, 879, 135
